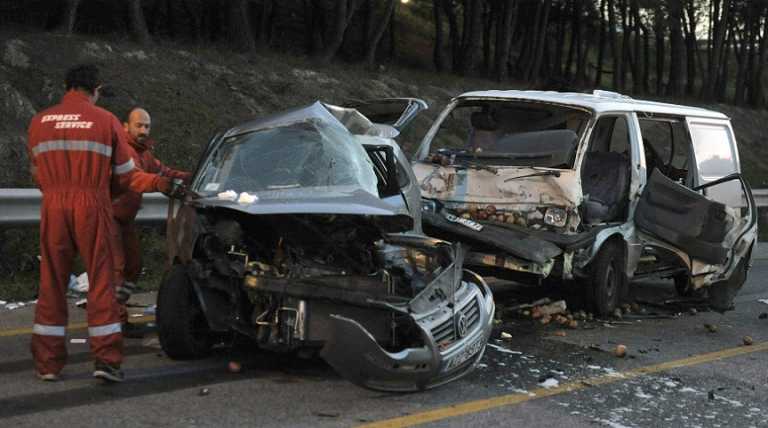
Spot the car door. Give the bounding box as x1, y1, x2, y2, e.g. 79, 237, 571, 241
634, 117, 756, 279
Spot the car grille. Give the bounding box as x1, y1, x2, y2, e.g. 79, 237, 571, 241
431, 297, 480, 347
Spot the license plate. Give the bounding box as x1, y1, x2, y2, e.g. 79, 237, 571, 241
443, 335, 485, 371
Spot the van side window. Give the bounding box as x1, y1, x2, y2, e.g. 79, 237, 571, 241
687, 122, 737, 179
638, 116, 691, 183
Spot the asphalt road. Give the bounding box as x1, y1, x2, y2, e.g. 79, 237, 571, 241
0, 261, 767, 427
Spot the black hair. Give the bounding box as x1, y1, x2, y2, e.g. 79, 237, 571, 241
64, 64, 101, 93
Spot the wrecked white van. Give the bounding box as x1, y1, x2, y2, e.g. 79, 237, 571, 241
414, 90, 757, 315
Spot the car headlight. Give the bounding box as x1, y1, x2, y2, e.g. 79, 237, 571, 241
421, 199, 437, 213
544, 207, 567, 227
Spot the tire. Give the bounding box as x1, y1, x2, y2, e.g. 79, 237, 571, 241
587, 240, 626, 317
157, 264, 213, 359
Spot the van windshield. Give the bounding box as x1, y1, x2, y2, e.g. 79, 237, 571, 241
428, 100, 591, 168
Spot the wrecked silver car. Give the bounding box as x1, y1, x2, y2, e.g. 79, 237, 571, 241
156, 100, 494, 391
414, 90, 756, 316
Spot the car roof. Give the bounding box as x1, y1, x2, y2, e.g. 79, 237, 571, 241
456, 90, 729, 120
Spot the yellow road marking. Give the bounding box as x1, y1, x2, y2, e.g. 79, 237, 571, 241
360, 341, 768, 428
0, 315, 156, 338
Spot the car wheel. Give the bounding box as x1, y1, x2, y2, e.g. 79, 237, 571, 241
157, 264, 213, 359
588, 240, 626, 317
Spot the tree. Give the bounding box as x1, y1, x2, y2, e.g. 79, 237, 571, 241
364, 0, 396, 65
495, 0, 517, 81
594, 0, 607, 87
667, 0, 684, 97
320, 0, 362, 62
442, 0, 462, 73
59, 0, 81, 34
460, 0, 484, 75
433, 0, 446, 71
654, 4, 666, 95
227, 0, 255, 52
127, 0, 151, 45
258, 0, 274, 49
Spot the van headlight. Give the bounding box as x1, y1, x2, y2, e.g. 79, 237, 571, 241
544, 207, 567, 227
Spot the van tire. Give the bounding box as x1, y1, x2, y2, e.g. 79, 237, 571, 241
588, 240, 626, 317
157, 265, 213, 359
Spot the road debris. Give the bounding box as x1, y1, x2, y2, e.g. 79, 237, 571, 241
704, 323, 718, 333
742, 336, 753, 346
198, 387, 210, 396
614, 344, 627, 358
553, 330, 567, 337
532, 300, 567, 319
487, 343, 523, 355
315, 411, 341, 418
538, 377, 560, 389
500, 332, 513, 340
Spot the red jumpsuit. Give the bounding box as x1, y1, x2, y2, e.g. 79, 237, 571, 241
27, 90, 165, 375
112, 137, 190, 322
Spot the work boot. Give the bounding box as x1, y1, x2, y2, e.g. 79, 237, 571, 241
36, 372, 60, 382
93, 362, 125, 383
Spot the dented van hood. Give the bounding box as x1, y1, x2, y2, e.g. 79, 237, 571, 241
413, 162, 581, 208
412, 161, 585, 264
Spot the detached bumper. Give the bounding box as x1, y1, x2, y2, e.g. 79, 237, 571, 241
320, 278, 494, 392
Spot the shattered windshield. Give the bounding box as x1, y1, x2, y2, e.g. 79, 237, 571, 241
195, 118, 379, 197
429, 100, 590, 168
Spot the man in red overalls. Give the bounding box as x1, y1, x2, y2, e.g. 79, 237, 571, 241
27, 64, 174, 382
113, 107, 190, 336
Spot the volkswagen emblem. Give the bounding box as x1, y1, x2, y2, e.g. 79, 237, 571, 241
455, 313, 469, 338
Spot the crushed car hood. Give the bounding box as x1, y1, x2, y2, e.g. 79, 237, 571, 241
191, 188, 414, 232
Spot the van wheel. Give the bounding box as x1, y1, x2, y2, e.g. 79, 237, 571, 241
588, 240, 626, 317
157, 265, 213, 359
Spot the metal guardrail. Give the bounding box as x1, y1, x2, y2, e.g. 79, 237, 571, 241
0, 188, 168, 226
752, 189, 768, 208
1, 188, 767, 227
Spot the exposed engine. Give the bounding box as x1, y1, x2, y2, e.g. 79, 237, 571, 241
193, 210, 444, 352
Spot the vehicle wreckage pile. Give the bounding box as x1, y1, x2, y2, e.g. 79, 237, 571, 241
153, 91, 757, 392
